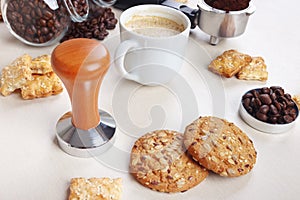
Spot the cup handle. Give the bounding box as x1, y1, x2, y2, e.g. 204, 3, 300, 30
114, 40, 140, 81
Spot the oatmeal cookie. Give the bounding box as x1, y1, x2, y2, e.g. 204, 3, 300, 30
130, 130, 208, 193
184, 116, 257, 177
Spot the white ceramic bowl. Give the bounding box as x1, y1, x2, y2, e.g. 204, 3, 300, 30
239, 101, 299, 134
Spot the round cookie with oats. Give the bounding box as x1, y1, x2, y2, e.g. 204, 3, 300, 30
184, 116, 257, 177
130, 130, 208, 193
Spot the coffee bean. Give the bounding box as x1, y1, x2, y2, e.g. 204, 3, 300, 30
256, 112, 268, 122
287, 100, 295, 107
35, 8, 43, 18
274, 101, 281, 112
242, 92, 253, 99
290, 113, 297, 120
259, 94, 272, 105
280, 102, 287, 110
41, 27, 49, 35
7, 2, 14, 11
55, 21, 62, 29
289, 108, 297, 115
106, 19, 118, 29
269, 104, 279, 115
270, 86, 283, 91
261, 87, 271, 94
39, 19, 47, 27
285, 93, 292, 100
18, 16, 24, 24
25, 26, 33, 35
250, 98, 256, 109
12, 1, 19, 10
36, 0, 43, 8
277, 117, 285, 124
283, 115, 294, 123
47, 19, 55, 27
254, 98, 262, 109
268, 116, 278, 124
242, 98, 250, 108
270, 92, 277, 101
251, 89, 260, 98
43, 10, 54, 20
246, 106, 253, 114
25, 14, 32, 22
23, 6, 31, 15
275, 89, 285, 98
259, 105, 270, 114
37, 29, 42, 37
283, 110, 289, 115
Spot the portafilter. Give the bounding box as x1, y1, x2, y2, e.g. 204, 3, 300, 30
162, 0, 256, 45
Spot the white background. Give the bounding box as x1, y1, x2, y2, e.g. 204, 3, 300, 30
1, 0, 300, 199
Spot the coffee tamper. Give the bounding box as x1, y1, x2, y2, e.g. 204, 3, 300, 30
51, 38, 116, 158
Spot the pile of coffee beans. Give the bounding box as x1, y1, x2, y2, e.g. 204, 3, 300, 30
204, 0, 250, 12
6, 0, 70, 44
242, 86, 298, 124
60, 1, 118, 42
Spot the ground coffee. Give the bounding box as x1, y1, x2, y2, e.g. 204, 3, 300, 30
204, 0, 251, 12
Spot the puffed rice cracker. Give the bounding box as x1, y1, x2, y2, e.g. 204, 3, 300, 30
30, 54, 53, 74
68, 177, 122, 200
21, 72, 63, 99
293, 95, 300, 109
0, 54, 63, 99
208, 49, 252, 78
236, 56, 268, 82
174, 0, 188, 3
0, 54, 33, 96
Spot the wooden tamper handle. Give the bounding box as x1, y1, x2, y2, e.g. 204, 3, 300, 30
52, 38, 110, 130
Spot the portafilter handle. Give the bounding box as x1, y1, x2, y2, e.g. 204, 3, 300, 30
161, 0, 199, 29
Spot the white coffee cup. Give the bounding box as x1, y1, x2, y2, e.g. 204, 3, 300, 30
114, 4, 191, 86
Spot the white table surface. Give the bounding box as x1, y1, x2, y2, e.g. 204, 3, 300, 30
1, 0, 300, 199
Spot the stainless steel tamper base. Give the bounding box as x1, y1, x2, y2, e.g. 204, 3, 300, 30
56, 110, 116, 158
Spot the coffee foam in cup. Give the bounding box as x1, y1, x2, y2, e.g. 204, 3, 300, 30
125, 15, 185, 37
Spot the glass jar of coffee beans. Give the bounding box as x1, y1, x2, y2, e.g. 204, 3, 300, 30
1, 0, 115, 46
